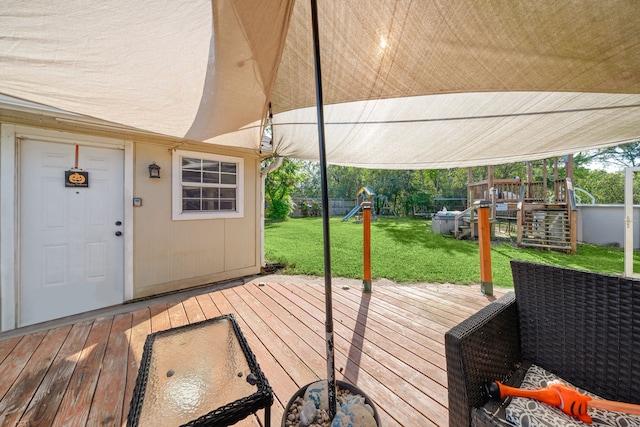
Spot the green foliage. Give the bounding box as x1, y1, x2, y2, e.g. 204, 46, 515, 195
307, 165, 473, 216
267, 197, 295, 220
328, 166, 365, 198
264, 158, 301, 220
494, 163, 527, 180
575, 169, 640, 204
293, 160, 322, 198
403, 192, 431, 216
299, 199, 320, 217
264, 217, 640, 288
592, 141, 640, 169
574, 170, 624, 204
288, 142, 640, 214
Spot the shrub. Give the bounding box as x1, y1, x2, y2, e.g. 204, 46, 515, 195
267, 197, 295, 220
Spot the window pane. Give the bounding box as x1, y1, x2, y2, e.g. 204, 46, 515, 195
202, 172, 219, 184
202, 160, 219, 172
201, 187, 219, 198
182, 170, 202, 183
175, 151, 242, 219
220, 188, 236, 198
221, 162, 236, 173
183, 199, 201, 211
202, 200, 219, 211
220, 200, 236, 211
182, 187, 201, 198
182, 157, 201, 170
221, 174, 236, 185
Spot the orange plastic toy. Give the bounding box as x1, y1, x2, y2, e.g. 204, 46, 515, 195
487, 380, 640, 424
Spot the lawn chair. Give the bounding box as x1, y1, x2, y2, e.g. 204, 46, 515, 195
445, 260, 640, 426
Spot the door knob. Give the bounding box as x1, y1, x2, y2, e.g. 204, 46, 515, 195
115, 231, 122, 236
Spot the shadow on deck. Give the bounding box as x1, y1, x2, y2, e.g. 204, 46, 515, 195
0, 276, 503, 426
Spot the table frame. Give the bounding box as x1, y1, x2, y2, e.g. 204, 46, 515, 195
127, 313, 273, 427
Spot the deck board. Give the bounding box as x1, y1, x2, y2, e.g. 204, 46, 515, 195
20, 320, 93, 426
0, 326, 72, 425
181, 296, 207, 324
0, 278, 504, 427
53, 317, 113, 426
121, 308, 151, 427
86, 313, 131, 427
263, 282, 445, 426
0, 336, 21, 365
0, 331, 47, 402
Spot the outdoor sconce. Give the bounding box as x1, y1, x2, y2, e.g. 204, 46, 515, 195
148, 162, 161, 179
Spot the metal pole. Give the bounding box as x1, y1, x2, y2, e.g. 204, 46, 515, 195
309, 0, 337, 418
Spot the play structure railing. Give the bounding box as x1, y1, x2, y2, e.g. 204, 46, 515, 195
468, 179, 522, 204
454, 204, 478, 238
518, 178, 577, 253
523, 181, 545, 202
469, 178, 572, 205
553, 178, 569, 203
462, 177, 577, 252
522, 178, 571, 203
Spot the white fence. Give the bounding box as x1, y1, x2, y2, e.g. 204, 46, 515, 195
577, 204, 640, 249
290, 198, 357, 217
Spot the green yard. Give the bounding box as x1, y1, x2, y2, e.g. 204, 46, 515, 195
264, 217, 639, 288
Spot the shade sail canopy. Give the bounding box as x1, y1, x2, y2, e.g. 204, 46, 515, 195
1, 0, 639, 168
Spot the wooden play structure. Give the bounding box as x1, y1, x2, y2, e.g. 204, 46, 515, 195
343, 187, 377, 222
375, 194, 397, 217
343, 187, 396, 222
457, 156, 577, 253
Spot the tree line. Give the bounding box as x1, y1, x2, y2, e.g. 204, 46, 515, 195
264, 142, 640, 220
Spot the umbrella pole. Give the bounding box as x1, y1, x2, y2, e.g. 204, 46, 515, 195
310, 0, 337, 419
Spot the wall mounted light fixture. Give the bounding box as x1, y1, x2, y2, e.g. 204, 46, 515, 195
148, 162, 161, 178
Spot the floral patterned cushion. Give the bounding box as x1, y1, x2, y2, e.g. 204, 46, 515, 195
505, 364, 640, 427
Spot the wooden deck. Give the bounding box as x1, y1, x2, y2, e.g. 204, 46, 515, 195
0, 276, 504, 426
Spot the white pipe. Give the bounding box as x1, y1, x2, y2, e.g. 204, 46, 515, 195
260, 157, 284, 268
261, 156, 283, 175
623, 167, 640, 277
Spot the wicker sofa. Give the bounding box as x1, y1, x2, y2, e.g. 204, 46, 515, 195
445, 259, 640, 427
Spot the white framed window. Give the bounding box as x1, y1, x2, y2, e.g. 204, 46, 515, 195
172, 150, 244, 220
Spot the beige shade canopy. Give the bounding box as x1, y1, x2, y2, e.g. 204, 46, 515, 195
1, 0, 639, 168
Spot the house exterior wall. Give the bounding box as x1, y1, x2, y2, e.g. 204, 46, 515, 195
0, 113, 262, 329
132, 143, 261, 298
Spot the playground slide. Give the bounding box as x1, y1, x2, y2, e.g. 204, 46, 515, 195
343, 204, 361, 221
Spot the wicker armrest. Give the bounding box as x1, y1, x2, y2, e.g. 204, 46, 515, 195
446, 292, 522, 427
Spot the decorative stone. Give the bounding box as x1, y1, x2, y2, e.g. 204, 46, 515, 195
285, 381, 379, 427
304, 380, 329, 410
331, 404, 377, 427
299, 399, 317, 426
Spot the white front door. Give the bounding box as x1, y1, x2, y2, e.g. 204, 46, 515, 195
19, 139, 124, 327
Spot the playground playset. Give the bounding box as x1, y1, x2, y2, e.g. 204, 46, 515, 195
426, 157, 579, 253
342, 187, 396, 222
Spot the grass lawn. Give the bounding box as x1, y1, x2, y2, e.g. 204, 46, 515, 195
264, 217, 640, 288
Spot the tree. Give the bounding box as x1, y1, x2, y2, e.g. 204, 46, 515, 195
293, 160, 322, 198
328, 166, 365, 199
574, 169, 624, 204
494, 163, 525, 180
587, 140, 640, 169
264, 158, 301, 219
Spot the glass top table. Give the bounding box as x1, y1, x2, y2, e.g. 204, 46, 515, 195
127, 314, 272, 427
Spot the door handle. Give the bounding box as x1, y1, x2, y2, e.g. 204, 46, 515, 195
115, 231, 122, 236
